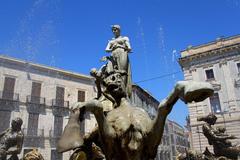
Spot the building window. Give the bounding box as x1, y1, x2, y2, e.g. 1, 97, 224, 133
54, 116, 63, 137
30, 82, 41, 103
210, 93, 221, 113
56, 86, 65, 106
51, 149, 62, 160
237, 63, 240, 74
205, 69, 215, 80
3, 77, 15, 99
27, 113, 39, 136
172, 146, 176, 156
78, 90, 85, 102
78, 92, 85, 133
0, 111, 11, 132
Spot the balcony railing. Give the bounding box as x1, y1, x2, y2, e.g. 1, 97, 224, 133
0, 90, 19, 101
206, 78, 215, 82
52, 99, 69, 108
23, 128, 44, 137
49, 129, 62, 138
26, 95, 46, 105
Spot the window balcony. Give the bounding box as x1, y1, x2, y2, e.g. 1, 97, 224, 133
23, 128, 45, 148
49, 129, 62, 138
0, 90, 19, 101
23, 128, 44, 137
52, 99, 69, 108
26, 95, 46, 105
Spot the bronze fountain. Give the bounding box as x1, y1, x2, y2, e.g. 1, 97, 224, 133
57, 25, 214, 160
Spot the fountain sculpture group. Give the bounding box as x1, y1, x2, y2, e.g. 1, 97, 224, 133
57, 25, 215, 160
1, 25, 239, 160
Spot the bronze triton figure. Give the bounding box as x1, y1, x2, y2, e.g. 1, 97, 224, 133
57, 25, 214, 160
198, 114, 240, 159
177, 114, 240, 160
0, 117, 24, 160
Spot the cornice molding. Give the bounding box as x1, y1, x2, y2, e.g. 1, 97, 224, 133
179, 43, 240, 67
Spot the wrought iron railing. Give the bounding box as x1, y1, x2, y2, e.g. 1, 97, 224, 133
23, 128, 44, 137
206, 78, 215, 82
52, 99, 69, 108
49, 129, 62, 138
0, 90, 19, 101
26, 95, 46, 105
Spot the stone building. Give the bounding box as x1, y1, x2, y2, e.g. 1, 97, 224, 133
168, 120, 189, 160
131, 84, 189, 160
178, 35, 240, 152
0, 55, 97, 160
0, 54, 189, 160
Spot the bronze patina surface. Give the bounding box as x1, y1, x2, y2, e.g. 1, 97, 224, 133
58, 25, 214, 160
0, 117, 23, 160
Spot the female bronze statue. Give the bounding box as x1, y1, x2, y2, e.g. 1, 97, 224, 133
105, 25, 132, 97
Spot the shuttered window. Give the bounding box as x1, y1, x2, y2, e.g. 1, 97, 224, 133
237, 63, 240, 73
51, 149, 62, 160
31, 82, 41, 103
3, 77, 15, 99
27, 113, 39, 136
0, 111, 11, 133
205, 69, 215, 80
56, 87, 64, 106
53, 116, 63, 137
78, 90, 85, 102
210, 93, 221, 113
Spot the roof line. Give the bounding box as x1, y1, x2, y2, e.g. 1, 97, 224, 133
180, 34, 240, 53
0, 54, 93, 80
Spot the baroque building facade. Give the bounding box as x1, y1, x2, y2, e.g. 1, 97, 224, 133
178, 35, 240, 152
0, 55, 97, 160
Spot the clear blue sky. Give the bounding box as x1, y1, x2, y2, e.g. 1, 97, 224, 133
1, 0, 240, 126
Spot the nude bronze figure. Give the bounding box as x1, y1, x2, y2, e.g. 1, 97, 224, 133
198, 114, 240, 159
57, 26, 214, 160
177, 114, 240, 160
0, 117, 24, 160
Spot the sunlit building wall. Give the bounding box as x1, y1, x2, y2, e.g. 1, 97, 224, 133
0, 55, 97, 160
179, 35, 240, 152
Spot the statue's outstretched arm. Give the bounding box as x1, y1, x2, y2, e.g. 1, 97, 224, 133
204, 125, 236, 141
146, 81, 213, 158
145, 82, 185, 158
105, 41, 112, 52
